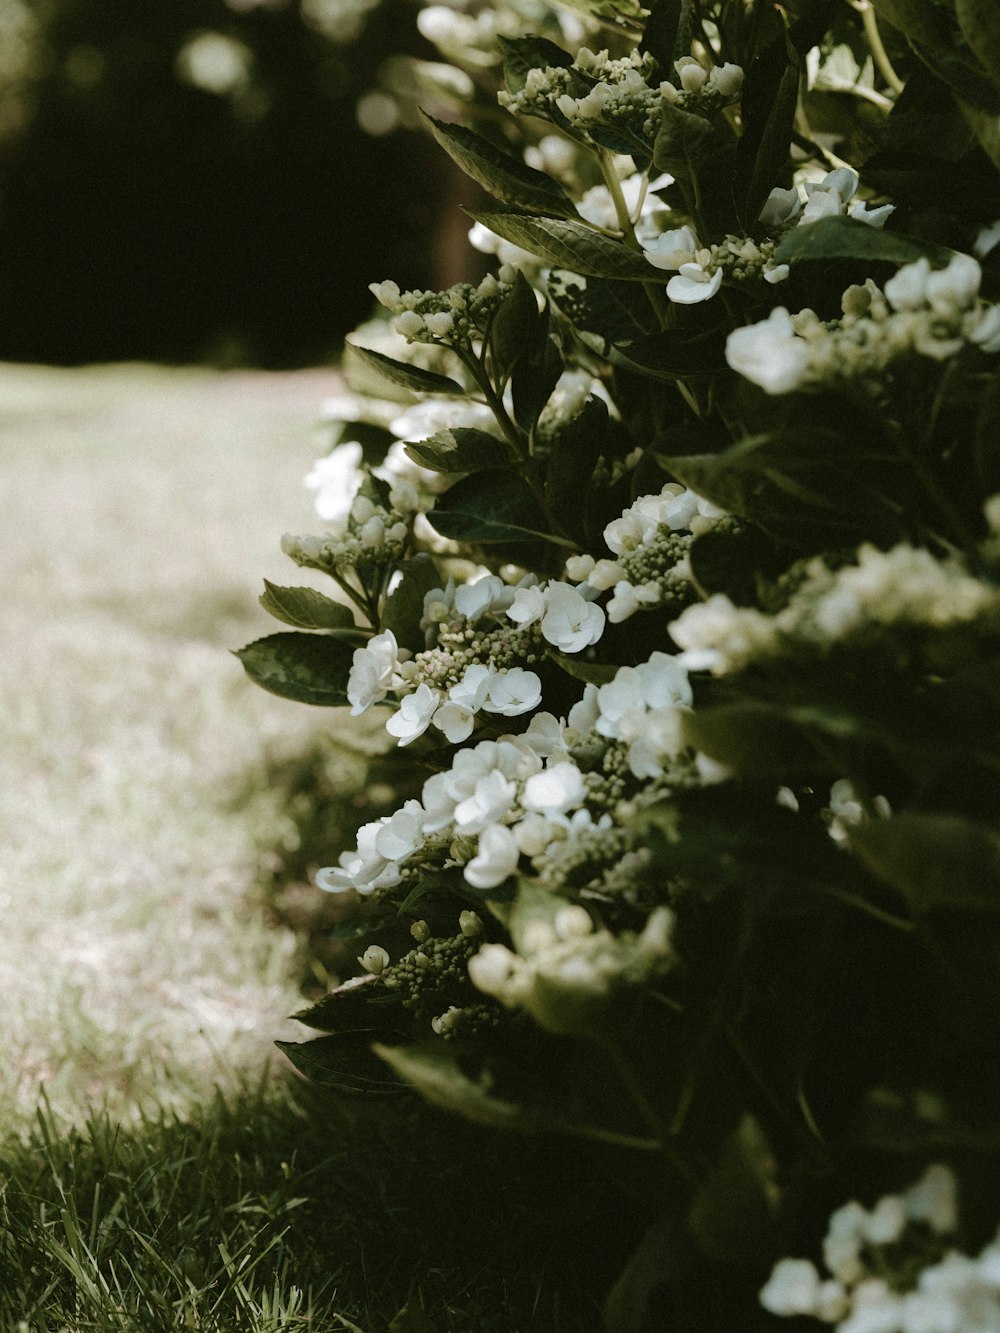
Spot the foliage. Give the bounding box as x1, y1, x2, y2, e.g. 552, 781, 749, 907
240, 0, 1000, 1326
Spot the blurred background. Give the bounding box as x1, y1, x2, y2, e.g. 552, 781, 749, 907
0, 0, 461, 367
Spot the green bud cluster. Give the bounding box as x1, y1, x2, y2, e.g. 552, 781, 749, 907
369, 272, 516, 347
380, 930, 478, 1020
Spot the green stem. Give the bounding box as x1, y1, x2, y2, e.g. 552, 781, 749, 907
851, 0, 905, 95
601, 1036, 699, 1184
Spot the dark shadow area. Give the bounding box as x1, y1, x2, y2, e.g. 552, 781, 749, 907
0, 0, 442, 367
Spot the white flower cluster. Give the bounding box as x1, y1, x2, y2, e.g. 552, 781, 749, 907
760, 1164, 1000, 1333
318, 648, 695, 900
281, 474, 417, 573
670, 542, 1000, 675
566, 482, 725, 622
727, 253, 1000, 396
498, 46, 741, 148
468, 902, 677, 1036
643, 169, 891, 305
760, 168, 895, 235
370, 270, 518, 346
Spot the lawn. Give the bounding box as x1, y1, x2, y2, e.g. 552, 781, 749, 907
0, 364, 616, 1331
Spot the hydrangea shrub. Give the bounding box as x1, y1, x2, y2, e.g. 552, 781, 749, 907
239, 0, 1000, 1324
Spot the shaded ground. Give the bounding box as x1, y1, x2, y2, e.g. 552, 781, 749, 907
0, 362, 341, 1127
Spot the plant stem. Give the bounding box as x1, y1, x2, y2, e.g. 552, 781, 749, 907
850, 0, 905, 95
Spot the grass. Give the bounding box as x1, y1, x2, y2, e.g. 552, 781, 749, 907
0, 363, 626, 1331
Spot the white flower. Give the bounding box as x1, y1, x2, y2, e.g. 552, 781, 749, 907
521, 761, 586, 816
637, 651, 693, 709
975, 220, 1000, 259
519, 711, 567, 760
667, 262, 723, 303
708, 61, 743, 96
347, 630, 400, 716
432, 701, 476, 744
463, 823, 521, 889
506, 584, 547, 627
726, 306, 811, 394
759, 186, 802, 228
385, 683, 441, 745
455, 573, 516, 622
373, 800, 425, 861
674, 56, 708, 92
905, 1164, 958, 1235
540, 582, 606, 652
925, 253, 981, 315
850, 201, 894, 229
454, 769, 518, 835
884, 258, 931, 311
759, 1258, 823, 1317
449, 663, 495, 712
483, 668, 543, 717
970, 304, 1000, 355
641, 225, 699, 271
316, 819, 402, 895
358, 944, 390, 975
304, 441, 364, 524
607, 579, 661, 622
801, 187, 844, 225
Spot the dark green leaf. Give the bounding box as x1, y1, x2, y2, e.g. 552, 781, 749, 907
659, 428, 912, 547
734, 36, 801, 230
468, 212, 657, 281
604, 1215, 685, 1333
423, 114, 580, 218
511, 307, 564, 433
293, 975, 391, 1032
259, 581, 355, 631
652, 101, 715, 177
235, 632, 355, 707
956, 0, 1000, 97
680, 700, 856, 776
429, 468, 553, 544
381, 554, 442, 651
775, 215, 953, 267
640, 0, 690, 80
548, 652, 619, 685
498, 34, 573, 95
345, 342, 466, 396
544, 396, 608, 542
373, 1041, 531, 1128
687, 526, 779, 602
491, 270, 543, 384
404, 427, 512, 473
849, 813, 1000, 914
688, 1116, 781, 1264
549, 272, 658, 346
277, 1034, 407, 1096
975, 372, 1000, 494
612, 326, 727, 380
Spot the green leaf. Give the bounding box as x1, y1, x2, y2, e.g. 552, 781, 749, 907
611, 326, 727, 380
259, 581, 355, 631
688, 1116, 781, 1265
544, 396, 608, 542
956, 0, 1000, 96
404, 428, 512, 474
490, 270, 543, 385
680, 700, 859, 776
468, 212, 657, 281
498, 34, 573, 95
548, 652, 619, 686
659, 427, 912, 547
975, 372, 1000, 494
278, 1034, 406, 1096
345, 342, 466, 396
640, 0, 691, 79
235, 632, 354, 707
652, 101, 716, 178
734, 35, 801, 230
849, 813, 1000, 914
604, 1214, 683, 1333
293, 975, 389, 1032
373, 1041, 532, 1129
775, 215, 953, 267
428, 468, 554, 544
380, 554, 442, 651
423, 114, 580, 218
549, 272, 657, 346
511, 305, 564, 433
